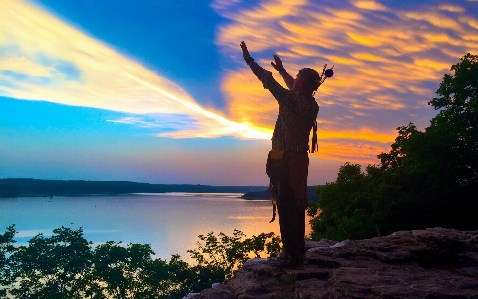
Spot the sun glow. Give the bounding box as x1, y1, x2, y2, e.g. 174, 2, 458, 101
0, 0, 269, 140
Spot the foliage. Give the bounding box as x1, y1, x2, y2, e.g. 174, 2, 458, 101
309, 53, 478, 241
10, 227, 93, 299
187, 230, 281, 279
428, 53, 478, 187
0, 226, 280, 299
309, 163, 379, 240
0, 225, 16, 298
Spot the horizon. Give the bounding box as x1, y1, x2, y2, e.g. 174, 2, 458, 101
1, 177, 323, 188
0, 177, 272, 187
1, 0, 478, 185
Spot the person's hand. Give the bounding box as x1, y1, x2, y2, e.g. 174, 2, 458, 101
240, 41, 252, 62
271, 54, 283, 71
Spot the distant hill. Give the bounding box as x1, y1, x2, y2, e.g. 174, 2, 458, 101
241, 186, 322, 201
0, 178, 268, 198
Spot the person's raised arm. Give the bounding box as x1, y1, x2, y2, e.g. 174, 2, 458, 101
271, 55, 294, 90
240, 41, 266, 80
240, 41, 288, 103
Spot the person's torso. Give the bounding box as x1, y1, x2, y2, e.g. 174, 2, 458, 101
272, 96, 318, 152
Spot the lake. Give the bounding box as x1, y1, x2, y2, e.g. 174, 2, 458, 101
0, 193, 311, 261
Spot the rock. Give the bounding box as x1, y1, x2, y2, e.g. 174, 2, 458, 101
182, 293, 200, 299
196, 228, 478, 299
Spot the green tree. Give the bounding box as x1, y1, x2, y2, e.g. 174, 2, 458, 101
309, 53, 478, 241
0, 225, 16, 298
90, 241, 165, 298
425, 53, 478, 228
187, 230, 281, 279
427, 54, 478, 186
309, 163, 370, 240
9, 226, 93, 299
1, 226, 280, 299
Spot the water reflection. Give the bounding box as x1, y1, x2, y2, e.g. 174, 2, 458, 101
0, 193, 311, 260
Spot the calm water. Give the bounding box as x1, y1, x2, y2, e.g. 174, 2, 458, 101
0, 193, 311, 260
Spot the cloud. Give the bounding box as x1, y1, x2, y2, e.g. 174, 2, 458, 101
402, 11, 462, 31
0, 56, 52, 77
351, 0, 387, 11
314, 140, 387, 164
211, 0, 242, 12
439, 4, 465, 13
221, 69, 278, 129
2, 0, 478, 165
461, 16, 478, 30
107, 115, 199, 134
215, 0, 478, 163
0, 0, 268, 140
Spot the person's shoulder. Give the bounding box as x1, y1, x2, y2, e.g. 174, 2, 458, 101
304, 95, 319, 115
301, 94, 319, 107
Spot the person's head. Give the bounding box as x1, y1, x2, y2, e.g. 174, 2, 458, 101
292, 68, 321, 95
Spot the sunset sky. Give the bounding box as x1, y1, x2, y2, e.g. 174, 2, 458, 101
1, 0, 477, 186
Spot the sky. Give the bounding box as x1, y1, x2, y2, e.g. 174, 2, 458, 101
1, 0, 477, 186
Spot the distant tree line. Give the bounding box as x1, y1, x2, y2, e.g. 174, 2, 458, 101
241, 186, 321, 201
0, 226, 280, 299
308, 53, 478, 241
0, 179, 266, 198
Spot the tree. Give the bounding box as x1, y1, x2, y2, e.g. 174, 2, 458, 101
9, 227, 93, 299
309, 163, 375, 240
187, 230, 281, 279
309, 53, 478, 241
428, 53, 478, 187
0, 226, 16, 298
424, 53, 478, 228
0, 226, 280, 298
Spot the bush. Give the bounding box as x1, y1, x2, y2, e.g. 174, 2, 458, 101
0, 225, 281, 299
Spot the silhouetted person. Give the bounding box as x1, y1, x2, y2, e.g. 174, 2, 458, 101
240, 41, 324, 268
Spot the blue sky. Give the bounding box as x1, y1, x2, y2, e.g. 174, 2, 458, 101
1, 0, 477, 185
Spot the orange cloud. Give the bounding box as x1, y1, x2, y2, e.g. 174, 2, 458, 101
413, 59, 452, 71
402, 11, 462, 31
347, 33, 383, 47
312, 141, 388, 164
439, 4, 465, 13
244, 0, 307, 19
351, 53, 387, 62
215, 0, 478, 163
221, 69, 278, 129
461, 16, 478, 30
352, 0, 387, 11
319, 128, 396, 143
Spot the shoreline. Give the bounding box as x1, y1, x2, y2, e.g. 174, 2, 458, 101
0, 178, 268, 198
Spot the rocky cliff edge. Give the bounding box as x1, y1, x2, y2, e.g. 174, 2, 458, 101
187, 227, 478, 299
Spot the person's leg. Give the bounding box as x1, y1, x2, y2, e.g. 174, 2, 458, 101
277, 194, 305, 266
283, 152, 308, 266
277, 182, 296, 261
290, 207, 305, 265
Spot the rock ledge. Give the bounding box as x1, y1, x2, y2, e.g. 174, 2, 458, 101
191, 227, 478, 299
